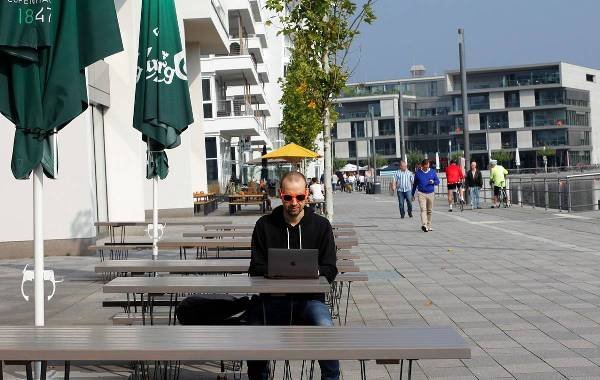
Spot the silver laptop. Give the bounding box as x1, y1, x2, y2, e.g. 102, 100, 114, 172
267, 248, 319, 279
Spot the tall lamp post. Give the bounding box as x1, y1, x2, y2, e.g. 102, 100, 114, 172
458, 28, 470, 169
369, 104, 376, 176
354, 122, 360, 172
399, 84, 406, 161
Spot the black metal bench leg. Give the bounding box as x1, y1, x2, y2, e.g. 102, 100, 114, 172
40, 361, 47, 380
360, 360, 367, 380
25, 362, 33, 380
344, 281, 353, 325
64, 361, 70, 380
408, 359, 413, 380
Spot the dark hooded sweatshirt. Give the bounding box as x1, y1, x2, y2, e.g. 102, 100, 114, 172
249, 205, 338, 300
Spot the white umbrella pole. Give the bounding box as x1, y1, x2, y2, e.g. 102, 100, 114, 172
33, 164, 44, 326
152, 175, 158, 261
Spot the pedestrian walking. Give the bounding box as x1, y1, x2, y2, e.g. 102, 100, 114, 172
412, 159, 440, 232
465, 161, 483, 209
445, 160, 465, 212
391, 161, 414, 219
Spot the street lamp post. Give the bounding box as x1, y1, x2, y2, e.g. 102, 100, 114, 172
370, 104, 376, 176
458, 28, 470, 169
354, 122, 360, 172
399, 85, 406, 161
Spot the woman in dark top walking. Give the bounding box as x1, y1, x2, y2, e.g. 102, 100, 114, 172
465, 161, 483, 209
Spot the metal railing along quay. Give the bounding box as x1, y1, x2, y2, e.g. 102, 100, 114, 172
376, 172, 600, 212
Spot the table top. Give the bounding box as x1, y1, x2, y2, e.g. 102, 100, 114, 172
203, 223, 354, 231
96, 259, 357, 274
95, 220, 232, 227
103, 276, 331, 294
183, 230, 355, 238
0, 326, 470, 361
158, 239, 251, 249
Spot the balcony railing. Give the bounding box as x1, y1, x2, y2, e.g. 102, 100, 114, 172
524, 119, 565, 127
216, 99, 256, 118
470, 143, 487, 151
533, 139, 567, 147
337, 110, 381, 119
481, 121, 509, 130
536, 96, 565, 106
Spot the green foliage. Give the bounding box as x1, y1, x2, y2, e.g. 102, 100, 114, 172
333, 157, 347, 171
406, 151, 424, 170
266, 0, 376, 131
491, 149, 513, 165
450, 150, 464, 162
536, 147, 556, 157
374, 155, 388, 169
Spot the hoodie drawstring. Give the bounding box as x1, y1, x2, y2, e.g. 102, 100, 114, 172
286, 225, 303, 249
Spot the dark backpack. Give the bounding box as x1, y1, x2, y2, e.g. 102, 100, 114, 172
176, 294, 250, 325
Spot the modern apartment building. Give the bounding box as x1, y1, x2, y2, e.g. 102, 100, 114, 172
0, 0, 285, 258
201, 1, 287, 191
334, 62, 600, 169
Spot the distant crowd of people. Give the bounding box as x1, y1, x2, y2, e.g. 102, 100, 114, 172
392, 159, 509, 232
333, 171, 368, 193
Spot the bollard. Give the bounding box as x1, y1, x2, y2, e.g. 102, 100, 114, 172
558, 178, 562, 212
544, 178, 549, 211
567, 179, 572, 212
531, 177, 535, 209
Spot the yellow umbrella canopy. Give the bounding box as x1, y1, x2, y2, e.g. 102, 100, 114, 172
261, 142, 321, 164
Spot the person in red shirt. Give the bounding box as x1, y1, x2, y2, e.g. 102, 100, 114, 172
445, 160, 465, 211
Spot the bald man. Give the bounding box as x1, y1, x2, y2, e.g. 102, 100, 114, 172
248, 171, 339, 380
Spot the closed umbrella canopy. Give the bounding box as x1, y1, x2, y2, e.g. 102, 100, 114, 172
133, 0, 193, 179
260, 142, 321, 164
0, 0, 123, 179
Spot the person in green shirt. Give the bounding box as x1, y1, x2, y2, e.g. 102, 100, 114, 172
489, 160, 508, 208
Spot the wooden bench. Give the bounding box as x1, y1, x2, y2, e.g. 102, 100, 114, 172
0, 326, 470, 380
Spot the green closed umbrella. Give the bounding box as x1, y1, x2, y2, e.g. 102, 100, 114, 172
0, 0, 123, 327
133, 0, 194, 260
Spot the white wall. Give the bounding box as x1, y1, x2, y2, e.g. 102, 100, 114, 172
336, 122, 351, 139
560, 62, 600, 163
357, 140, 368, 157
520, 89, 535, 108
489, 92, 505, 110
467, 113, 480, 131
517, 130, 533, 148
488, 132, 501, 150
380, 99, 395, 117
0, 112, 97, 243
508, 110, 524, 129
335, 142, 349, 158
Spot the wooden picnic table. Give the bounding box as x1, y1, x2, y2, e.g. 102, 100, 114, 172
227, 194, 268, 215
103, 276, 330, 295
182, 229, 355, 238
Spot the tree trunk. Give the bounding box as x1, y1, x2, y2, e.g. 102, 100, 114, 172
323, 106, 334, 221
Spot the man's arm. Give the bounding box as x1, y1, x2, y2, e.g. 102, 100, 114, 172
318, 222, 338, 283
249, 220, 267, 277
411, 174, 418, 196
433, 171, 440, 186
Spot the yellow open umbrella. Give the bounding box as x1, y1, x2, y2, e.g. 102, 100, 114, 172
260, 142, 321, 164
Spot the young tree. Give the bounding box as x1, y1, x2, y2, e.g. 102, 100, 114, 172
266, 0, 376, 220
491, 149, 513, 166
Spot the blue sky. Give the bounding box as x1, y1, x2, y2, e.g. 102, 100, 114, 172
348, 0, 600, 82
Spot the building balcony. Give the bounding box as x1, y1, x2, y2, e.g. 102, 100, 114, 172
250, 131, 272, 148
253, 22, 268, 47
177, 0, 230, 55
226, 84, 269, 105
205, 100, 262, 138
227, 0, 256, 34
249, 0, 264, 22
229, 35, 265, 63
256, 62, 270, 83
201, 55, 261, 86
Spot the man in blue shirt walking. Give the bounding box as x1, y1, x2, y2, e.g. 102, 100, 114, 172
412, 159, 440, 232
392, 161, 414, 219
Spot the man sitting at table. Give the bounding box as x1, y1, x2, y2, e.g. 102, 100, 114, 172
248, 171, 339, 380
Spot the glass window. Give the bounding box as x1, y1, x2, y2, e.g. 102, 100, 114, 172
206, 160, 218, 181
524, 110, 566, 127
205, 137, 217, 158
348, 141, 356, 158
375, 138, 396, 155
501, 131, 517, 149
470, 133, 487, 151
535, 89, 564, 106
480, 112, 509, 129
533, 129, 567, 147
378, 119, 395, 136
504, 91, 520, 108
203, 103, 213, 118
202, 79, 211, 101
566, 110, 589, 126
350, 121, 365, 138
453, 94, 489, 112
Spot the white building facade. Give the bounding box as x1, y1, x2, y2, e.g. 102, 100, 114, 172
0, 0, 285, 258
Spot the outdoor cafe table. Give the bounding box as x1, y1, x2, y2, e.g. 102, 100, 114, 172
227, 194, 268, 214
0, 325, 470, 380
203, 223, 354, 231
104, 276, 330, 295
182, 229, 355, 238
95, 220, 232, 243
95, 259, 358, 276
158, 239, 252, 259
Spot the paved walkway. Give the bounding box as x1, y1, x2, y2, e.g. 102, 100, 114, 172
1, 191, 600, 379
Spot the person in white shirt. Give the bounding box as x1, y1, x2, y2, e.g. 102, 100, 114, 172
358, 173, 365, 191
309, 177, 325, 212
